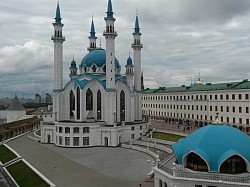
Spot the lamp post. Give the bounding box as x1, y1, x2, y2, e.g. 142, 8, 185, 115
113, 111, 116, 124
97, 110, 100, 121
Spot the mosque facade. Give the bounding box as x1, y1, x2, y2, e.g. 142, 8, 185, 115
41, 0, 149, 147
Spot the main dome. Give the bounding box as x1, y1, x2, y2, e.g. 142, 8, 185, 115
172, 125, 250, 172
80, 49, 121, 69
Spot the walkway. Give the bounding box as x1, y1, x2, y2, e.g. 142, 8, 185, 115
6, 133, 152, 187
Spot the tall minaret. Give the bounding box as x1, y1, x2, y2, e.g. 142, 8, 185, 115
132, 14, 143, 91
103, 0, 118, 125
87, 17, 97, 52
132, 14, 143, 121
103, 0, 117, 89
51, 3, 65, 121
52, 2, 65, 92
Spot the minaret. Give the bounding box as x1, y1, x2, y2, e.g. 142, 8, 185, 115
103, 0, 118, 125
132, 14, 143, 121
103, 0, 117, 89
51, 2, 65, 92
69, 57, 77, 79
125, 54, 134, 92
51, 3, 65, 121
132, 14, 143, 91
87, 17, 97, 52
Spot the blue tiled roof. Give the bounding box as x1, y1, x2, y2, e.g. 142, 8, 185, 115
80, 49, 120, 69
172, 125, 250, 172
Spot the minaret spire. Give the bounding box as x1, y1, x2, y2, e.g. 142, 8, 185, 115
52, 2, 65, 121
132, 12, 143, 121
88, 15, 97, 52
103, 0, 118, 125
107, 0, 114, 18
55, 2, 62, 24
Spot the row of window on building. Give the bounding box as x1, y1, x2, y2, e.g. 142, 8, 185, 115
143, 93, 249, 101
56, 127, 90, 134
56, 136, 89, 146
143, 104, 249, 114
147, 111, 249, 125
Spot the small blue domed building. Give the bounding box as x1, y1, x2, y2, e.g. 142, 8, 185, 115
41, 0, 148, 147
154, 124, 250, 187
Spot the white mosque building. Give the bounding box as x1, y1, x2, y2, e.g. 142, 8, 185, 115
41, 0, 149, 147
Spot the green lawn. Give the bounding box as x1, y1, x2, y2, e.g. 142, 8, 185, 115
151, 132, 184, 142
7, 161, 50, 187
0, 145, 17, 164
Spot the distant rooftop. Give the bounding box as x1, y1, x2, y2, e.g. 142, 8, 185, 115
7, 95, 25, 111
142, 79, 250, 94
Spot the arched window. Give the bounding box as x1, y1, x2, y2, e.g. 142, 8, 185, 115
220, 155, 247, 174
86, 88, 93, 110
70, 91, 75, 118
97, 90, 101, 120
164, 182, 167, 187
77, 87, 80, 120
186, 152, 208, 172
159, 179, 162, 187
84, 66, 87, 73
120, 90, 125, 121
92, 65, 97, 72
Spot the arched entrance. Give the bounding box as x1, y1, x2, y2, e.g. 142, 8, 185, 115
104, 137, 108, 146
47, 134, 51, 143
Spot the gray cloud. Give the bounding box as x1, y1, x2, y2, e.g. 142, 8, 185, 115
1, 0, 250, 98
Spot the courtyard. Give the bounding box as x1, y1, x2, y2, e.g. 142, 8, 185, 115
6, 133, 152, 187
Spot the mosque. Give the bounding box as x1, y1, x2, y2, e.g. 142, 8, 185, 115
41, 0, 149, 147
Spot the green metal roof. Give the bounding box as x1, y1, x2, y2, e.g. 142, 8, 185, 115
142, 79, 250, 94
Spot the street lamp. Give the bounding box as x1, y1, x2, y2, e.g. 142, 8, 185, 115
113, 111, 116, 123
97, 110, 101, 120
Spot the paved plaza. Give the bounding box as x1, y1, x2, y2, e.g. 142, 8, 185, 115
6, 133, 152, 187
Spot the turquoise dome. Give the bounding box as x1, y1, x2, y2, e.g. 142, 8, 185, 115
172, 125, 250, 172
80, 49, 121, 69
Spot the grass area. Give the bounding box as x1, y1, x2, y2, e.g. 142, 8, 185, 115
151, 132, 184, 142
0, 145, 17, 164
7, 161, 50, 187
35, 130, 41, 136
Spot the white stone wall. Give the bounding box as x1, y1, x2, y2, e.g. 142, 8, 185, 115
154, 167, 249, 187
7, 110, 26, 123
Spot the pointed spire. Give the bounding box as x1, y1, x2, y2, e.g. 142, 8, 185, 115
134, 14, 140, 33
106, 0, 114, 18
55, 2, 62, 24
90, 15, 96, 37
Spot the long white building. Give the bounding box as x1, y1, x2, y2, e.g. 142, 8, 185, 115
142, 78, 250, 134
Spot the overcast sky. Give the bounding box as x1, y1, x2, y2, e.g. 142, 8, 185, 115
1, 0, 250, 98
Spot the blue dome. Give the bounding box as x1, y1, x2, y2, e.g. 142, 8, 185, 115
70, 59, 77, 68
172, 125, 250, 172
126, 56, 133, 66
80, 49, 120, 69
